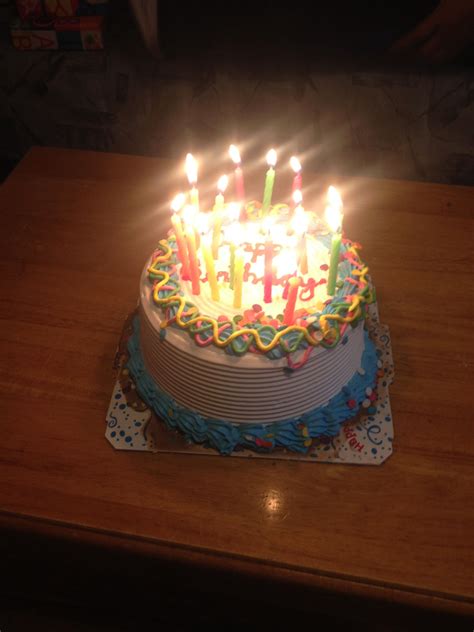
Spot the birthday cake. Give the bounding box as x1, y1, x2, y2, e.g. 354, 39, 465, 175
126, 149, 379, 455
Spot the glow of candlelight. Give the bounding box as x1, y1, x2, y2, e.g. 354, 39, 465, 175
185, 153, 198, 185
266, 148, 277, 167
171, 192, 186, 213
290, 156, 301, 174
229, 144, 241, 165
217, 174, 228, 193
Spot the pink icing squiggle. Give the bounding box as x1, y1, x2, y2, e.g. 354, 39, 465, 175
287, 345, 313, 370
194, 321, 233, 346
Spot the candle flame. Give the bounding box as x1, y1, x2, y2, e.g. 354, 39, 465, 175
266, 148, 277, 167
217, 174, 229, 193
290, 156, 301, 173
292, 189, 303, 206
327, 185, 342, 210
291, 207, 309, 235
182, 204, 197, 226
325, 204, 342, 233
185, 153, 198, 185
171, 193, 186, 213
228, 144, 241, 165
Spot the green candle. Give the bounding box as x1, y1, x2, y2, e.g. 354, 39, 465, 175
262, 148, 277, 215
327, 231, 342, 295
325, 186, 344, 296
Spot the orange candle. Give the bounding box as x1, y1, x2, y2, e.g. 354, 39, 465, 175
283, 277, 301, 325
182, 206, 200, 295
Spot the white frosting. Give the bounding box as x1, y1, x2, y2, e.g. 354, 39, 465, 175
139, 264, 365, 424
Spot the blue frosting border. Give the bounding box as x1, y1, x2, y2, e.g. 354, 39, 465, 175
126, 316, 378, 455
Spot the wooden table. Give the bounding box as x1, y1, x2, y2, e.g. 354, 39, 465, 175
1, 147, 473, 626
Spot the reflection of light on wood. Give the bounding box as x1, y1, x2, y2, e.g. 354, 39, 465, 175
264, 489, 283, 515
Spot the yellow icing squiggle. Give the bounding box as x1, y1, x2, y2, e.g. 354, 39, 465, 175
147, 239, 373, 353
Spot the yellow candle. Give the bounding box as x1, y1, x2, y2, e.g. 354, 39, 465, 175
214, 174, 228, 210
233, 247, 244, 309
185, 153, 199, 209
202, 233, 220, 302
170, 193, 189, 279
212, 175, 228, 259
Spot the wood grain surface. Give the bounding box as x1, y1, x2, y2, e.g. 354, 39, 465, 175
0, 147, 473, 618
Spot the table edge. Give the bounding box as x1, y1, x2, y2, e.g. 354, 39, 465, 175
1, 510, 472, 616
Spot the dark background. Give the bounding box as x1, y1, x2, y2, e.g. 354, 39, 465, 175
1, 0, 473, 185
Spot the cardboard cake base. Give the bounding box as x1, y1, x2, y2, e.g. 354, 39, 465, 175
105, 303, 394, 464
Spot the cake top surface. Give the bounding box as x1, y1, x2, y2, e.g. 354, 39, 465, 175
143, 149, 373, 366
146, 201, 373, 367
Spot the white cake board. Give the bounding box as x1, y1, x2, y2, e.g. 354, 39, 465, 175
105, 303, 394, 464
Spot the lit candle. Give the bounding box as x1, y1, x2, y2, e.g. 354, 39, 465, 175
325, 186, 343, 296
202, 232, 220, 302
211, 175, 227, 260
228, 219, 243, 290
290, 190, 309, 276
290, 156, 302, 194
262, 148, 277, 215
276, 241, 298, 299
262, 216, 275, 304
170, 193, 190, 280
214, 174, 228, 210
182, 205, 200, 295
185, 153, 199, 209
229, 144, 245, 202
283, 276, 301, 325
233, 247, 244, 309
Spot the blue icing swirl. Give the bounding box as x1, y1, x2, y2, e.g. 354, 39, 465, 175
126, 316, 378, 455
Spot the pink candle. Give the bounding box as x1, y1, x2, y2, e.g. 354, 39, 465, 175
283, 277, 301, 325
290, 156, 302, 194
229, 144, 245, 202
263, 239, 273, 304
